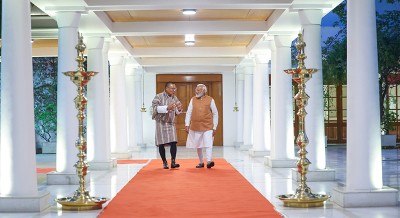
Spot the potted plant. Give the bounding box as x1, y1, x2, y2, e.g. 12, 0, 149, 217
380, 99, 397, 147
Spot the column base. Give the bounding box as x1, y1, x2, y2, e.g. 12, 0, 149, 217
291, 168, 336, 181
137, 143, 146, 148
240, 144, 252, 151
47, 171, 91, 185
248, 149, 270, 157
231, 141, 243, 148
332, 186, 398, 207
88, 159, 117, 170
129, 146, 142, 152
264, 156, 296, 168
111, 151, 132, 159
0, 191, 50, 212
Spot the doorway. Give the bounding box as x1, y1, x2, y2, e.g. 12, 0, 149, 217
156, 74, 223, 146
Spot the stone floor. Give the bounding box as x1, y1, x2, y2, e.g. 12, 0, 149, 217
2, 145, 400, 217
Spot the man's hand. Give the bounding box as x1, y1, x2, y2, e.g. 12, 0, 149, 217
177, 103, 183, 111
167, 102, 176, 111
185, 126, 189, 132
212, 130, 216, 136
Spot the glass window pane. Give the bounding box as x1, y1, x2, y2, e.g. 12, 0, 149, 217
329, 110, 337, 119
389, 86, 396, 96
324, 111, 329, 121
329, 100, 337, 110
389, 97, 396, 109
343, 110, 347, 120
342, 85, 347, 97
342, 98, 347, 109
329, 86, 336, 97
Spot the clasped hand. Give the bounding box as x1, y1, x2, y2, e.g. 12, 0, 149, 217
167, 102, 182, 111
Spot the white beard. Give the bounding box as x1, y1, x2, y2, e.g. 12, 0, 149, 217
196, 93, 204, 98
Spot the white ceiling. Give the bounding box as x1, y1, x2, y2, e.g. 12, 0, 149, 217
30, 0, 343, 73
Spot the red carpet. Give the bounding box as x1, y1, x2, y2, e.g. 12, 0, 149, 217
36, 168, 56, 174
117, 159, 149, 164
99, 158, 283, 218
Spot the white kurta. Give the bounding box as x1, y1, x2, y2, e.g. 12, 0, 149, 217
185, 98, 218, 148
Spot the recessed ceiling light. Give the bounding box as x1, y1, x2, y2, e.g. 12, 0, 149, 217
182, 9, 197, 15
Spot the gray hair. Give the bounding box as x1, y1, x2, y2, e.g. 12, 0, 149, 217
196, 84, 207, 93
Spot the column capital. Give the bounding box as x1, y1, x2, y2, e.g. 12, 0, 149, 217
274, 35, 294, 48
298, 9, 323, 25
56, 11, 82, 28
86, 37, 104, 50
109, 56, 126, 66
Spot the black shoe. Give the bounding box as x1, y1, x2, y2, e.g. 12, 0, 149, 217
196, 163, 204, 168
171, 160, 180, 168
163, 161, 169, 169
207, 161, 215, 168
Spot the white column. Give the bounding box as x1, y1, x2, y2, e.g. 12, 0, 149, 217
241, 61, 254, 150
265, 35, 296, 167
86, 37, 114, 170
332, 0, 397, 207
249, 54, 270, 157
48, 11, 88, 185
0, 0, 50, 212
290, 10, 335, 181
235, 68, 245, 147
126, 66, 141, 152
142, 72, 156, 147
270, 41, 277, 152
134, 68, 145, 147
109, 56, 131, 158
102, 40, 111, 156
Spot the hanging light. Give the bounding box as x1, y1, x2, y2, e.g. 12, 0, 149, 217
185, 34, 195, 46
233, 65, 239, 112
140, 70, 147, 112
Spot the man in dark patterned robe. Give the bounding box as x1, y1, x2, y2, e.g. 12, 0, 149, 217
152, 82, 183, 169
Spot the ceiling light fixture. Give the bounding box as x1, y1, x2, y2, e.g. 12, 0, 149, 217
185, 34, 195, 46
182, 9, 197, 15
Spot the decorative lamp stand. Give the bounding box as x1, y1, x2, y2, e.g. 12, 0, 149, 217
277, 33, 329, 207
140, 103, 147, 112
233, 102, 239, 112
56, 33, 108, 210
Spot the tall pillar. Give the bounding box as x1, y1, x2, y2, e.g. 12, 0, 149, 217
134, 68, 145, 147
86, 37, 114, 170
241, 60, 254, 150
126, 65, 141, 152
291, 9, 335, 181
0, 0, 50, 212
235, 67, 245, 147
265, 35, 296, 167
109, 56, 131, 158
48, 11, 88, 185
249, 54, 270, 157
270, 41, 277, 152
102, 40, 111, 156
332, 0, 398, 207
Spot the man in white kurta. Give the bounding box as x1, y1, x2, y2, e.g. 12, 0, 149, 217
185, 84, 218, 168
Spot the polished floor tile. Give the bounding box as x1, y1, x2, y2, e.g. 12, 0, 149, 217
2, 145, 399, 217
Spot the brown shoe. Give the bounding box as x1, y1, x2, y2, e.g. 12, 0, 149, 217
207, 161, 215, 168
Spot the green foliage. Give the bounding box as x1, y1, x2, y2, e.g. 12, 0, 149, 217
322, 0, 400, 134
381, 107, 397, 134
33, 57, 58, 142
